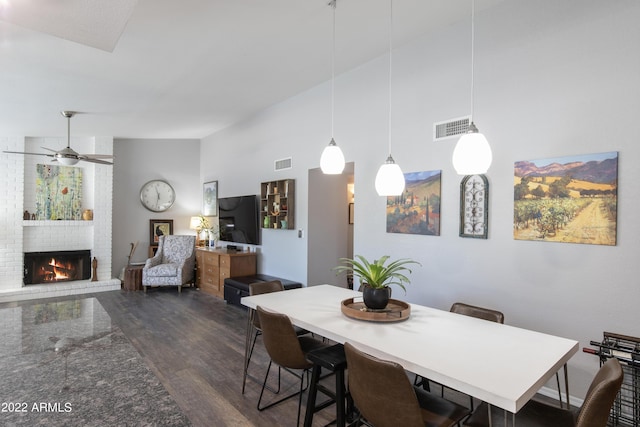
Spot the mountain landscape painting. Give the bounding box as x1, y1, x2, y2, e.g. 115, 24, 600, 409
386, 170, 441, 236
514, 152, 618, 245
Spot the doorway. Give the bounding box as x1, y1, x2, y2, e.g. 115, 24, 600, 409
307, 162, 354, 288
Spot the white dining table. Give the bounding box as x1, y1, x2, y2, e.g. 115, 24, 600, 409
241, 284, 579, 421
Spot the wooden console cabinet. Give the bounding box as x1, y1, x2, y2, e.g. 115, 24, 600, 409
195, 248, 256, 298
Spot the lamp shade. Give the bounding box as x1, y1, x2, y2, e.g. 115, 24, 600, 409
452, 123, 492, 175
320, 138, 345, 174
375, 155, 405, 196
189, 216, 201, 230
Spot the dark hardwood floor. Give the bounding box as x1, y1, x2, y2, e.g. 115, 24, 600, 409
2, 288, 575, 427
94, 287, 336, 427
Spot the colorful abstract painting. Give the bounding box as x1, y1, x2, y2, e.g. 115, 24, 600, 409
514, 152, 618, 245
386, 170, 441, 236
35, 164, 83, 220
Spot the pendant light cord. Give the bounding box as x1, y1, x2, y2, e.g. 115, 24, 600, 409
470, 0, 475, 121
330, 0, 336, 138
388, 0, 393, 157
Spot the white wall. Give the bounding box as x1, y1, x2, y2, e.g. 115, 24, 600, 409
0, 137, 26, 288
199, 0, 640, 400
112, 139, 200, 276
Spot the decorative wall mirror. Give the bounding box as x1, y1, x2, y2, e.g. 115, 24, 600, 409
459, 174, 488, 239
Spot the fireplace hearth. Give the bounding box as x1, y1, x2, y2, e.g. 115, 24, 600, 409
24, 250, 91, 285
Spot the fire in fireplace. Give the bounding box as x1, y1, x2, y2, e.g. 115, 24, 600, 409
24, 250, 91, 285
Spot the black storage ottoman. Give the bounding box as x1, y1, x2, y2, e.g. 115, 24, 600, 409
223, 274, 302, 307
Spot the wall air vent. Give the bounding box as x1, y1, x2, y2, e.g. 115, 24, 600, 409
433, 116, 471, 141
274, 157, 292, 171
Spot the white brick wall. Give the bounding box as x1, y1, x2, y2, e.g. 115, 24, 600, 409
0, 136, 119, 300
0, 137, 25, 290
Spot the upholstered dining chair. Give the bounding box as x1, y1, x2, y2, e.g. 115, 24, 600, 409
449, 302, 504, 323
256, 306, 329, 427
520, 357, 623, 427
344, 342, 470, 427
243, 280, 308, 394
415, 302, 504, 411
466, 358, 623, 427
142, 235, 196, 293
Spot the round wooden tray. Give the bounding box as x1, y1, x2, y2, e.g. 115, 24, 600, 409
341, 298, 411, 322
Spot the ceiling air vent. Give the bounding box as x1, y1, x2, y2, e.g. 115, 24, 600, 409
274, 157, 292, 171
433, 116, 471, 141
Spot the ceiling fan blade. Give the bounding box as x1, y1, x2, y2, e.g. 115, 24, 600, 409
41, 146, 58, 153
82, 154, 114, 159
3, 150, 55, 158
81, 157, 113, 165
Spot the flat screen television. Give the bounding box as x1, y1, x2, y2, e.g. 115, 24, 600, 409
218, 195, 260, 245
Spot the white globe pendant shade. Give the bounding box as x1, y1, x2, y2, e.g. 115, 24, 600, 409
452, 122, 492, 175
320, 138, 345, 174
57, 157, 79, 166
375, 155, 405, 196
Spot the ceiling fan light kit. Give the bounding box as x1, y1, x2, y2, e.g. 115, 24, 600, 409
2, 110, 114, 166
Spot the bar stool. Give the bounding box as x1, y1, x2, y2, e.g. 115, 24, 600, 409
303, 343, 351, 427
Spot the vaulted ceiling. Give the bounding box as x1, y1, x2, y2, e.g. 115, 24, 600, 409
0, 0, 505, 139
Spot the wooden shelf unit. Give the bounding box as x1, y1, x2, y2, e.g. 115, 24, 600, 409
195, 248, 256, 298
260, 179, 295, 230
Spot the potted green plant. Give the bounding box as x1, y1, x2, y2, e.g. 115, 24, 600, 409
197, 215, 219, 247
334, 255, 421, 310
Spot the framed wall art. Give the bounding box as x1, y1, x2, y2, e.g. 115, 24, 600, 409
460, 174, 489, 239
203, 181, 218, 216
35, 164, 83, 220
513, 151, 618, 246
386, 170, 441, 236
150, 219, 173, 245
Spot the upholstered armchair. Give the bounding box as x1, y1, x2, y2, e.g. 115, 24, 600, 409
142, 235, 196, 293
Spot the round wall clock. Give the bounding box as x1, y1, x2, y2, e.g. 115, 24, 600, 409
140, 179, 176, 212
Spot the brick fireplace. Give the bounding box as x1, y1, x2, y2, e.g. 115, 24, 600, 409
0, 136, 120, 302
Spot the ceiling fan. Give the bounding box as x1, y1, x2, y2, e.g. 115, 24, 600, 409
3, 111, 114, 165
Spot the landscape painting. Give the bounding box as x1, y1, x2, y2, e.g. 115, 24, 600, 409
35, 164, 83, 220
386, 170, 441, 236
514, 152, 618, 245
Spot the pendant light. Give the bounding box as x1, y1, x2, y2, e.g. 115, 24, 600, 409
375, 0, 405, 196
320, 0, 346, 174
452, 0, 493, 175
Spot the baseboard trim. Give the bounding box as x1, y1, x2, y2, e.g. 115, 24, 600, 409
538, 385, 584, 409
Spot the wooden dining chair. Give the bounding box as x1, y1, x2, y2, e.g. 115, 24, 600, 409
345, 342, 470, 427
256, 305, 329, 427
